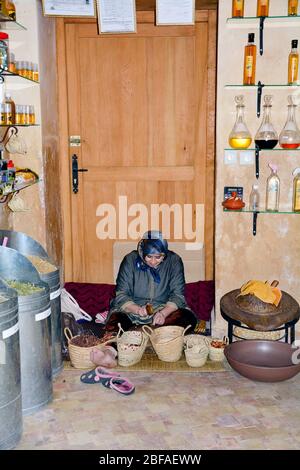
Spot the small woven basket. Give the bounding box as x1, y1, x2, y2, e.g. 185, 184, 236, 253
143, 324, 191, 362
114, 323, 148, 367
208, 336, 228, 362
184, 336, 209, 367
64, 327, 103, 369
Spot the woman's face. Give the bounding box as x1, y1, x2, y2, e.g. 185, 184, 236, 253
144, 253, 165, 268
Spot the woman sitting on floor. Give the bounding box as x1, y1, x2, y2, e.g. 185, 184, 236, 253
105, 230, 198, 332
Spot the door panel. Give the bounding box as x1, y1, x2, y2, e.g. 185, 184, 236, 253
64, 11, 216, 283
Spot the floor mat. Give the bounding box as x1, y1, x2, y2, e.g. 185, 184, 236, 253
64, 349, 227, 372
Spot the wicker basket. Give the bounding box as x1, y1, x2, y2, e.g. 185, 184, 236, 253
64, 327, 103, 369
233, 326, 283, 341
208, 336, 228, 362
184, 336, 209, 367
143, 325, 191, 362
114, 323, 148, 367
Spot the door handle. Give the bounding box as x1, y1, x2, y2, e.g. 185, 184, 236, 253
72, 154, 88, 194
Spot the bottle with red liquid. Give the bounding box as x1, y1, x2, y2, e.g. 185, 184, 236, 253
279, 95, 300, 149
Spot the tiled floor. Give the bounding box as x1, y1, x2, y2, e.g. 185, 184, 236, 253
16, 364, 300, 450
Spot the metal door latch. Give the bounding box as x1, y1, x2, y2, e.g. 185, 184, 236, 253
72, 154, 88, 194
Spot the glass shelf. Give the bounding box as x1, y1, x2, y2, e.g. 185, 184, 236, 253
0, 124, 39, 127
0, 179, 39, 200
225, 84, 300, 88
227, 15, 300, 27
0, 14, 26, 30
223, 208, 299, 214
0, 71, 39, 85
224, 148, 300, 152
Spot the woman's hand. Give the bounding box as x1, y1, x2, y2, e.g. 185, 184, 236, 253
135, 305, 148, 318
152, 310, 166, 326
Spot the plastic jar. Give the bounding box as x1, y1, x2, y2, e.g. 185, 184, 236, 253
0, 32, 9, 71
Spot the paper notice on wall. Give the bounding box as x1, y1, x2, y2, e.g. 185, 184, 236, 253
156, 0, 195, 25
43, 0, 96, 17
97, 0, 136, 33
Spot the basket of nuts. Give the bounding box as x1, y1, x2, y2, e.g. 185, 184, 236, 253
208, 336, 228, 362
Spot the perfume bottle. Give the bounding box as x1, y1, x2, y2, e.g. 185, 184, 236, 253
232, 0, 244, 17
243, 33, 256, 85
292, 167, 300, 211
279, 95, 300, 149
288, 0, 298, 16
266, 163, 280, 211
255, 95, 278, 149
228, 95, 252, 149
257, 0, 270, 17
249, 184, 260, 210
288, 39, 299, 85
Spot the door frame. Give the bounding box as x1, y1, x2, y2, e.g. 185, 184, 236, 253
56, 9, 217, 282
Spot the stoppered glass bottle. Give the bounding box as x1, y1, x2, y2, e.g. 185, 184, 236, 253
232, 0, 244, 17
288, 0, 298, 16
279, 95, 300, 149
255, 95, 278, 149
257, 0, 270, 17
229, 95, 252, 149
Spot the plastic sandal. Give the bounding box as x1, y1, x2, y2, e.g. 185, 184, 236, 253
106, 377, 135, 395
80, 367, 120, 385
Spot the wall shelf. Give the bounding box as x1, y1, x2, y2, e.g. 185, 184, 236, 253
0, 124, 39, 127
223, 208, 300, 236
227, 15, 300, 26
225, 148, 300, 152
0, 179, 39, 203
0, 71, 39, 84
0, 14, 26, 30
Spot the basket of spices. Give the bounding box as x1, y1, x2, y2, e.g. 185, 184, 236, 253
64, 327, 103, 369
142, 324, 191, 362
208, 337, 228, 362
113, 323, 148, 367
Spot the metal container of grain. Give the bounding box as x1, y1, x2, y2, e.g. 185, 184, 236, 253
0, 279, 22, 449
0, 247, 52, 415
0, 230, 62, 376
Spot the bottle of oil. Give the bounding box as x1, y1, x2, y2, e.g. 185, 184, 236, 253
0, 1, 8, 16
243, 33, 256, 85
4, 92, 15, 123
288, 39, 299, 85
5, 0, 16, 21
279, 95, 300, 149
232, 0, 244, 18
255, 95, 278, 149
257, 0, 270, 17
229, 95, 252, 149
266, 163, 280, 211
288, 0, 298, 16
292, 168, 300, 211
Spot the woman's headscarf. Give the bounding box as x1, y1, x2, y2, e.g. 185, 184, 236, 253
135, 230, 168, 283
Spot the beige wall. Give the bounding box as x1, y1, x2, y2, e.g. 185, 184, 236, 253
215, 0, 300, 336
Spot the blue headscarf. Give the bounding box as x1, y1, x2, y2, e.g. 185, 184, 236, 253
135, 230, 168, 283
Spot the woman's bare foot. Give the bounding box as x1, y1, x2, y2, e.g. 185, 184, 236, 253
90, 347, 117, 368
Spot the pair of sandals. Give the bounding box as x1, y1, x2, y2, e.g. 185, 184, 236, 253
80, 367, 135, 395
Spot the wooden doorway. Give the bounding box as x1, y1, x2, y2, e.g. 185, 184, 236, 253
57, 10, 216, 283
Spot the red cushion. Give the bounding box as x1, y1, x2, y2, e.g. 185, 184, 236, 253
64, 280, 214, 321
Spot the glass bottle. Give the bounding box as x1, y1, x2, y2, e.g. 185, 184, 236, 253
232, 0, 244, 17
288, 0, 298, 16
4, 92, 15, 123
229, 96, 252, 149
288, 39, 299, 85
292, 167, 300, 211
5, 0, 16, 21
257, 0, 270, 17
279, 95, 300, 149
243, 33, 256, 85
249, 184, 260, 210
266, 163, 280, 211
255, 95, 278, 149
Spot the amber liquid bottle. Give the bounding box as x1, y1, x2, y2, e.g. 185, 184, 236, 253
243, 33, 257, 85
288, 0, 298, 16
5, 0, 16, 21
232, 0, 245, 18
257, 0, 270, 17
288, 39, 299, 85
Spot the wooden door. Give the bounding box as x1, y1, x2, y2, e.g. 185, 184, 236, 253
59, 10, 216, 283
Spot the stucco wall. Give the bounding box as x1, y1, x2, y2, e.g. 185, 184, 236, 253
215, 0, 300, 336
0, 0, 46, 246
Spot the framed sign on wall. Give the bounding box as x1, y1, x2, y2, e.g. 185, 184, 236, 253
96, 0, 136, 34
156, 0, 195, 26
42, 0, 96, 17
